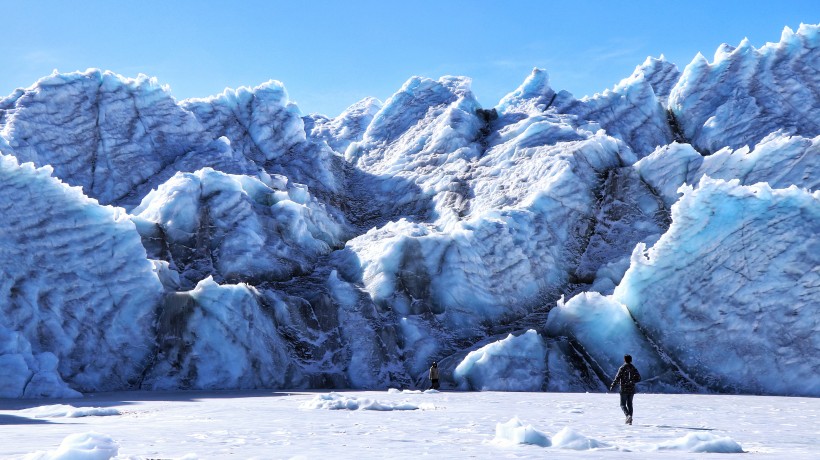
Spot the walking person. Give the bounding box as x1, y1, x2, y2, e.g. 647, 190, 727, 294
610, 354, 641, 425
429, 361, 440, 390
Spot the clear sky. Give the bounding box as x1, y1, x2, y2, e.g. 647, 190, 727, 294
1, 1, 818, 116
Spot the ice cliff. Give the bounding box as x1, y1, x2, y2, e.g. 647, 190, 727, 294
1, 24, 817, 398
0, 156, 160, 396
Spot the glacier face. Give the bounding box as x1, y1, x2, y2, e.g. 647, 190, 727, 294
132, 168, 347, 288
0, 70, 256, 209
0, 156, 161, 396
614, 178, 819, 396
0, 24, 818, 398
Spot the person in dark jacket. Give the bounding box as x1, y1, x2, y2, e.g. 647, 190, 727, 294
610, 354, 641, 425
429, 362, 440, 390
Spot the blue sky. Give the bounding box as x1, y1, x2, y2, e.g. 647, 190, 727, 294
1, 1, 818, 116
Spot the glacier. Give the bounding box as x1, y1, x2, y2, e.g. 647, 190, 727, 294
614, 177, 819, 395
0, 24, 818, 399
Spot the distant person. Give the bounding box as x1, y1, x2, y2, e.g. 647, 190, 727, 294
610, 354, 641, 425
429, 361, 440, 390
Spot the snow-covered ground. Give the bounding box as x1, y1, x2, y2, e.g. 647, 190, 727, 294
1, 390, 816, 459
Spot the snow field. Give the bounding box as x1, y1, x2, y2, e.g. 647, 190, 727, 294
1, 390, 816, 459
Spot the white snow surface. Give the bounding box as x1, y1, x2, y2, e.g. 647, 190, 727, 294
655, 432, 743, 453
1, 390, 817, 459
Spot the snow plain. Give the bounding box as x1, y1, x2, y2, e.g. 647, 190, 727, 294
1, 390, 817, 459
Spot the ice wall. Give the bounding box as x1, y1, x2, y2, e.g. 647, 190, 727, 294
496, 62, 678, 158
132, 168, 347, 288
143, 278, 295, 390
545, 293, 687, 392
636, 135, 820, 207
614, 178, 819, 395
0, 70, 255, 208
305, 97, 383, 153
454, 330, 547, 391
0, 325, 81, 398
342, 130, 632, 338
182, 81, 344, 198
0, 155, 162, 392
669, 24, 820, 153
182, 81, 305, 165
563, 59, 676, 157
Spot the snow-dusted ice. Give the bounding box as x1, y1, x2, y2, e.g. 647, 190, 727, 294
23, 432, 120, 460
1, 390, 817, 459
17, 404, 121, 419
494, 416, 553, 447
299, 391, 434, 411
454, 330, 547, 391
